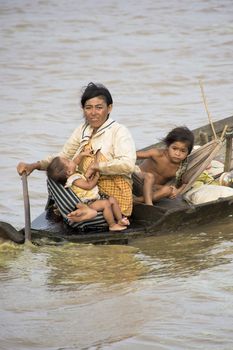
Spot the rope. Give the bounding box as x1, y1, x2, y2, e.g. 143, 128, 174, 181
199, 79, 217, 140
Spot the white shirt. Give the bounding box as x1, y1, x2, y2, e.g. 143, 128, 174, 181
40, 118, 136, 179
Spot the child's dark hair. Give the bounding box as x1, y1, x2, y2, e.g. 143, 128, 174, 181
163, 126, 194, 154
47, 157, 68, 186
81, 82, 113, 107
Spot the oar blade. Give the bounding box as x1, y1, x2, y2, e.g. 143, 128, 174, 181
0, 221, 25, 244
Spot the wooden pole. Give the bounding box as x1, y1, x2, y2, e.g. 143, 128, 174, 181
224, 130, 233, 172
22, 172, 31, 241
220, 125, 228, 141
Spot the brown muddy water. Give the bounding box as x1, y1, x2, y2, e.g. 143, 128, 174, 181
1, 1, 233, 349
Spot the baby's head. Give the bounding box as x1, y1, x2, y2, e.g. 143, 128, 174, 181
47, 157, 76, 185
163, 126, 194, 155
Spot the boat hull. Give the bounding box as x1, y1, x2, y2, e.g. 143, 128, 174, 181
3, 114, 233, 245
30, 194, 233, 244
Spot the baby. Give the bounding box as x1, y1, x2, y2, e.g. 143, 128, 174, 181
47, 154, 129, 231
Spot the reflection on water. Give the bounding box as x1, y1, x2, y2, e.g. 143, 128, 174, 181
134, 218, 233, 279
1, 218, 233, 349
0, 242, 149, 350
0, 240, 24, 282
45, 244, 147, 290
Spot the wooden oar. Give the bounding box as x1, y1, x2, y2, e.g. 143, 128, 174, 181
0, 221, 24, 243
22, 172, 31, 241
0, 172, 31, 244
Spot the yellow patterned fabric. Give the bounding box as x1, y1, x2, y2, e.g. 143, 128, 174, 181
79, 142, 133, 216
98, 175, 132, 216
66, 173, 100, 203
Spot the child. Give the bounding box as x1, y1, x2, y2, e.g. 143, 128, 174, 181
47, 155, 129, 231
134, 126, 194, 205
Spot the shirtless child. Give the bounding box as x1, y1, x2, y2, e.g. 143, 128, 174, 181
134, 126, 194, 205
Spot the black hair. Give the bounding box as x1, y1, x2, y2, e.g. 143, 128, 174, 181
162, 126, 194, 154
46, 157, 68, 186
81, 82, 113, 107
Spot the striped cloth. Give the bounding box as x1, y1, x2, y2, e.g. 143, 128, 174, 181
47, 178, 107, 231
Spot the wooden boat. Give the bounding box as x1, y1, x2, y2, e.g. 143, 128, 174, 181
29, 114, 233, 245
2, 115, 233, 245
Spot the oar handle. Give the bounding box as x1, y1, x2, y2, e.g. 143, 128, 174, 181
22, 172, 31, 241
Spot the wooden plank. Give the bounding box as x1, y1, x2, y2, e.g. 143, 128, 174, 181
29, 114, 233, 245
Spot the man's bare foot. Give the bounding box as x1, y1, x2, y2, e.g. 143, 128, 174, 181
118, 217, 130, 226
67, 203, 97, 222
109, 223, 127, 231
